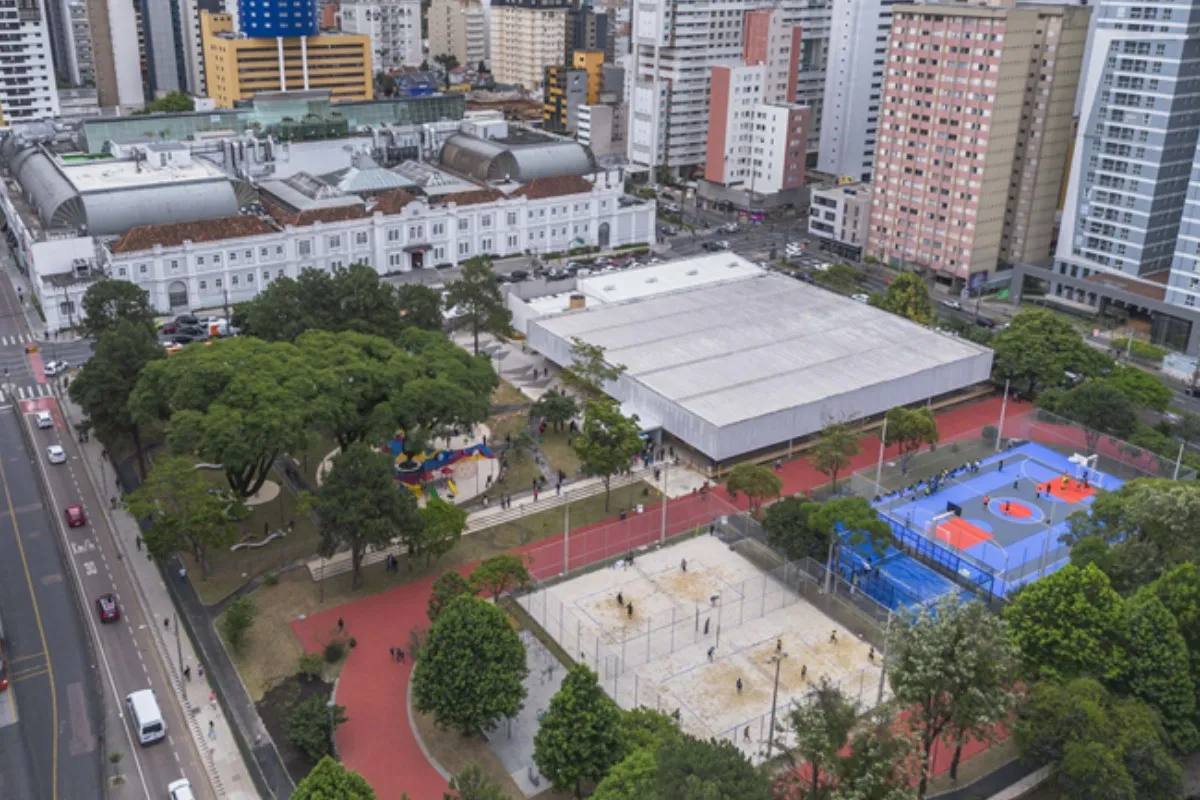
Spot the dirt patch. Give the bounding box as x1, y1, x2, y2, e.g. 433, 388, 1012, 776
256, 675, 335, 784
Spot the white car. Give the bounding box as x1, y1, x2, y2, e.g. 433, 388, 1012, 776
942, 299, 963, 310
168, 778, 195, 800
47, 445, 66, 464
43, 360, 69, 377
811, 262, 831, 272
851, 293, 870, 303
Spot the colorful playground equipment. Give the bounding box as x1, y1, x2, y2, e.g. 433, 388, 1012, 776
385, 435, 494, 499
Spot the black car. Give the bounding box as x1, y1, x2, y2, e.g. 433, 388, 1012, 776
177, 325, 206, 337
508, 269, 529, 281
975, 316, 997, 329
171, 334, 195, 345
175, 314, 199, 326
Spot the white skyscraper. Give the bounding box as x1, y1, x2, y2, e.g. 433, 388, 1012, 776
817, 0, 897, 182
0, 0, 61, 121
340, 0, 424, 71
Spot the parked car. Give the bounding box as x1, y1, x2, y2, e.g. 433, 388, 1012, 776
174, 314, 199, 327
96, 593, 120, 623
159, 322, 178, 335
851, 293, 870, 303
714, 240, 731, 250
942, 299, 963, 310
170, 334, 195, 345
720, 223, 740, 234
43, 360, 69, 377
176, 325, 206, 338
508, 269, 529, 281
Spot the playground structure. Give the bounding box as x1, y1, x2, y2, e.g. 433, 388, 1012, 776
385, 433, 497, 502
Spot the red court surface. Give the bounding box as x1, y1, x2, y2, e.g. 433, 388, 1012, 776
935, 517, 993, 550
294, 395, 1028, 799
1039, 476, 1096, 504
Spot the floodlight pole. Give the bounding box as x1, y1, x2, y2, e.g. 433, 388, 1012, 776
659, 460, 668, 545
876, 609, 893, 705
563, 492, 570, 574
995, 380, 1010, 452
766, 651, 788, 760
1173, 441, 1185, 481
875, 415, 889, 492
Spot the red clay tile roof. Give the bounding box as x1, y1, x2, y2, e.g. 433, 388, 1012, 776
372, 188, 420, 215
110, 215, 278, 254
434, 187, 507, 206
512, 175, 594, 200
271, 204, 369, 226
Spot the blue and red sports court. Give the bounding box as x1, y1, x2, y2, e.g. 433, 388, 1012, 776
863, 442, 1123, 601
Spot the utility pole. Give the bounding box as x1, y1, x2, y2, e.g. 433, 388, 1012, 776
563, 491, 570, 575
766, 651, 788, 760
659, 460, 668, 545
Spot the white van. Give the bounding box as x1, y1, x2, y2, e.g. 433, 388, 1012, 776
125, 689, 165, 745
35, 411, 52, 429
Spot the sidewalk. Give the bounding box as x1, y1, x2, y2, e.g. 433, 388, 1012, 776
56, 387, 264, 799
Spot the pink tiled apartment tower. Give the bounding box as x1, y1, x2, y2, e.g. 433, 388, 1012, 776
866, 0, 1090, 287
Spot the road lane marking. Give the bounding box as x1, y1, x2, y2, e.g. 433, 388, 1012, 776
0, 441, 60, 799
12, 667, 48, 682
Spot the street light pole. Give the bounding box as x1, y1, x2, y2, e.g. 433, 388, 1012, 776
766, 651, 787, 760
659, 460, 668, 545
563, 492, 570, 575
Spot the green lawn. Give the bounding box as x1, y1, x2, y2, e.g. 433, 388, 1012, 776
183, 465, 320, 606
491, 379, 529, 407
473, 481, 655, 549
540, 428, 581, 480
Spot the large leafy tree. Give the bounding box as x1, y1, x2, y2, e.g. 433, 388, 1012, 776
286, 693, 349, 762
416, 498, 468, 567
1003, 563, 1126, 682
133, 336, 315, 497
69, 319, 164, 478
813, 496, 893, 564
314, 444, 423, 589
79, 279, 157, 339
395, 283, 444, 332
293, 756, 376, 799
428, 570, 473, 622
532, 391, 577, 430
561, 337, 626, 401
1105, 366, 1171, 413
874, 271, 933, 325
592, 747, 656, 800
1149, 562, 1200, 700
445, 765, 510, 800
1014, 679, 1182, 800
125, 455, 247, 578
573, 399, 644, 511
810, 420, 861, 492
883, 407, 939, 474
990, 309, 1110, 396
469, 554, 530, 600
615, 708, 681, 759
1121, 589, 1198, 752
763, 496, 828, 561
445, 256, 512, 354
784, 677, 859, 799
888, 598, 1016, 798
412, 595, 528, 736
724, 462, 782, 518
533, 664, 623, 796
296, 330, 404, 449
832, 723, 917, 800
654, 735, 771, 800
1049, 380, 1138, 452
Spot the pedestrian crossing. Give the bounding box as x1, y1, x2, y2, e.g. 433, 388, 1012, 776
0, 383, 55, 402
0, 333, 34, 346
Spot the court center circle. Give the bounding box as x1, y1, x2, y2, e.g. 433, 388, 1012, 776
985, 497, 1045, 525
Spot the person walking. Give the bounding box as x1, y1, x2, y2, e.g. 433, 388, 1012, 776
208, 721, 216, 740
680, 558, 687, 573
736, 678, 743, 694
337, 617, 345, 633
707, 646, 715, 662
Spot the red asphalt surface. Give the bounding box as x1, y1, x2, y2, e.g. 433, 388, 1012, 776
291, 395, 1029, 799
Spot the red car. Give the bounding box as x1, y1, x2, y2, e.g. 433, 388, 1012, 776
96, 593, 120, 623
65, 504, 86, 528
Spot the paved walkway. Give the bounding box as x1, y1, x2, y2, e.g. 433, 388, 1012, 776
297, 394, 1025, 800
55, 389, 269, 799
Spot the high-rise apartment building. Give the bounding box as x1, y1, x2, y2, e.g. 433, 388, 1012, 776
339, 0, 422, 70
867, 0, 1089, 287
428, 0, 487, 70
1031, 0, 1200, 352
628, 0, 828, 175
140, 0, 188, 95
569, 6, 611, 62
489, 0, 569, 90
239, 0, 318, 36
201, 10, 372, 105
179, 0, 227, 96
818, 0, 898, 182
0, 0, 61, 120
45, 0, 95, 86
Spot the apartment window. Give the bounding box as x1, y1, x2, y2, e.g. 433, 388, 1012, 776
409, 224, 424, 239
389, 253, 403, 267
432, 222, 445, 236
196, 255, 205, 265
328, 235, 342, 249
230, 250, 239, 263
507, 234, 519, 249
458, 218, 469, 231
263, 270, 271, 281
434, 247, 445, 261
199, 280, 207, 290
330, 260, 345, 270
298, 240, 312, 256
482, 214, 492, 228
169, 259, 179, 271
458, 242, 470, 256
215, 278, 223, 289
213, 254, 221, 264
506, 212, 517, 226
276, 246, 284, 255
355, 231, 368, 245
260, 247, 269, 258
481, 237, 492, 251
231, 275, 239, 286
118, 267, 127, 277
278, 269, 285, 278
138, 263, 148, 275
388, 228, 400, 242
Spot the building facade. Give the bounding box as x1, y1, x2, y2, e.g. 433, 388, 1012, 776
45, 0, 95, 87
0, 0, 61, 121
85, 0, 143, 108
542, 66, 586, 131
569, 6, 611, 62
140, 0, 188, 96
489, 0, 569, 90
867, 0, 1089, 287
201, 11, 373, 106
629, 2, 821, 175
428, 0, 487, 70
339, 0, 422, 70
808, 181, 870, 259
94, 174, 653, 325
238, 0, 318, 37
818, 0, 898, 182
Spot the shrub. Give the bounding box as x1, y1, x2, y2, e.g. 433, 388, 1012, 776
323, 641, 346, 664
286, 694, 348, 762
981, 425, 997, 443
219, 597, 257, 653
297, 652, 324, 681
1111, 337, 1168, 363
263, 573, 279, 587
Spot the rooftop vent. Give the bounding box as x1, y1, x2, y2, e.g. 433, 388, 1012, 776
645, 277, 658, 284
685, 269, 699, 276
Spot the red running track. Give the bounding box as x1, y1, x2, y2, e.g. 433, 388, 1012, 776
292, 395, 1027, 799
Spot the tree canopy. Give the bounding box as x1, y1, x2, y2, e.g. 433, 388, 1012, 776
293, 756, 377, 799
1044, 380, 1138, 452
412, 595, 528, 735
428, 570, 473, 622
810, 420, 861, 492
725, 462, 783, 518
469, 554, 530, 600
990, 309, 1110, 395
874, 272, 933, 325
786, 677, 859, 799
763, 496, 828, 561
574, 400, 643, 511
70, 318, 165, 478
533, 664, 624, 796
883, 407, 939, 474
79, 279, 157, 339
445, 257, 512, 354
125, 455, 247, 578
315, 443, 423, 588
142, 91, 195, 114
1121, 588, 1198, 752
654, 735, 770, 800
561, 337, 626, 401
